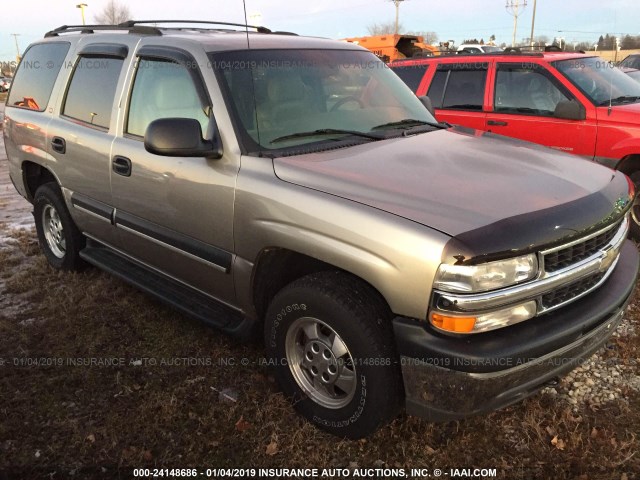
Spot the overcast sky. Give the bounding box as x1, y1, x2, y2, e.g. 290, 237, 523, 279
2, 0, 639, 61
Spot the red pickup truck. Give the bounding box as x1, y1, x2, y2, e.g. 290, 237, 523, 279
391, 51, 640, 236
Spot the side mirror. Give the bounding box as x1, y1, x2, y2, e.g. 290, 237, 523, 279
554, 100, 586, 120
144, 118, 222, 158
417, 95, 436, 117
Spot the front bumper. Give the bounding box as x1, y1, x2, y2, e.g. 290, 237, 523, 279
394, 240, 639, 421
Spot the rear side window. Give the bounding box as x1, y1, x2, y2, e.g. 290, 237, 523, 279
392, 65, 429, 93
7, 42, 70, 112
427, 65, 488, 110
63, 56, 124, 129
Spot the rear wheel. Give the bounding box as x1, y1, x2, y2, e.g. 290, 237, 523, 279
264, 271, 403, 439
33, 183, 86, 271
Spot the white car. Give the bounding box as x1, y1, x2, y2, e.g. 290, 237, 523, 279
457, 44, 503, 54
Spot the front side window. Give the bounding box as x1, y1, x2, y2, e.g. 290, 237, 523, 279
494, 64, 571, 116
126, 58, 210, 138
554, 56, 640, 106
8, 42, 70, 112
63, 56, 124, 128
212, 49, 436, 153
427, 65, 487, 110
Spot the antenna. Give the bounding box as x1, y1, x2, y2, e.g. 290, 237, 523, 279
242, 0, 251, 49
505, 0, 527, 47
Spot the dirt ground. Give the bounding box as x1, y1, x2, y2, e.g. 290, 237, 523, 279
0, 132, 639, 480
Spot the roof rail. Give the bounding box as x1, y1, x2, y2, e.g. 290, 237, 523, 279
45, 24, 161, 37
118, 20, 272, 34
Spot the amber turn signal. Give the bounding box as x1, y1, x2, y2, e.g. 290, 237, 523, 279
429, 313, 476, 333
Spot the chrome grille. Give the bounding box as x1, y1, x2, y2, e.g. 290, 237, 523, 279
543, 220, 622, 273
541, 271, 606, 310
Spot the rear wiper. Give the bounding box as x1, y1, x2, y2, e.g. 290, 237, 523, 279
371, 118, 447, 131
270, 128, 383, 144
598, 95, 640, 106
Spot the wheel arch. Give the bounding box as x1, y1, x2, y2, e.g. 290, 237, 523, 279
617, 154, 640, 174
22, 161, 61, 202
250, 247, 392, 323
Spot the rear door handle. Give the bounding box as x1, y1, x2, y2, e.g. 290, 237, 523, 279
51, 137, 66, 154
487, 120, 508, 126
112, 156, 132, 177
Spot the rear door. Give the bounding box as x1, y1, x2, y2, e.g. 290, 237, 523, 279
426, 62, 489, 129
46, 41, 134, 245
485, 61, 596, 156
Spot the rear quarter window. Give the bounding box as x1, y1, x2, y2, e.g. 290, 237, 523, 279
7, 42, 70, 112
427, 64, 487, 110
391, 65, 429, 93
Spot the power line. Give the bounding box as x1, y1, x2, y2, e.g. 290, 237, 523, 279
505, 0, 527, 47
10, 33, 21, 61
390, 0, 406, 35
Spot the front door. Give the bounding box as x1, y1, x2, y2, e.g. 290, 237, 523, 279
485, 62, 597, 157
110, 49, 238, 304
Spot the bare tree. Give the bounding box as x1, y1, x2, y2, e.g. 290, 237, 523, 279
367, 22, 403, 35
94, 0, 131, 25
407, 31, 438, 44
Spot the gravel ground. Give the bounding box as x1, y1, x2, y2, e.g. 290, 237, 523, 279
542, 303, 640, 407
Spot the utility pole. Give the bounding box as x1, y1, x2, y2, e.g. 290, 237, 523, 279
391, 0, 405, 36
76, 4, 88, 25
505, 0, 527, 47
529, 0, 537, 48
11, 33, 21, 63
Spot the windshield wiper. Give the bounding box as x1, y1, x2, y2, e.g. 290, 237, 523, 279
598, 95, 640, 106
270, 128, 383, 144
371, 118, 447, 131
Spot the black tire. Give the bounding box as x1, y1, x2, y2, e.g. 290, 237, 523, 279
33, 182, 86, 271
264, 271, 403, 439
629, 171, 640, 241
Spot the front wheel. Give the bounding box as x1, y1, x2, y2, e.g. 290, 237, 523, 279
33, 182, 86, 271
264, 271, 403, 439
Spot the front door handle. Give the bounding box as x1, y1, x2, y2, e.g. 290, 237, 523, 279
51, 137, 66, 154
487, 120, 508, 126
112, 156, 132, 177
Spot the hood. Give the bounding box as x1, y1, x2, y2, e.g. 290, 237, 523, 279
273, 127, 632, 260
599, 102, 640, 126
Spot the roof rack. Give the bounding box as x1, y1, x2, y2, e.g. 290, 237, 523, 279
118, 20, 272, 34
45, 24, 162, 37
45, 20, 278, 38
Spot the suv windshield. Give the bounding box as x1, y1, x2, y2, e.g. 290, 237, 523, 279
553, 57, 640, 106
211, 49, 437, 153
620, 55, 640, 70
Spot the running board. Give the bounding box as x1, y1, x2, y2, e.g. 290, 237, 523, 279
79, 241, 256, 340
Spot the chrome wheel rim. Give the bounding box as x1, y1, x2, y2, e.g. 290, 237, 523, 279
42, 204, 66, 259
285, 317, 357, 409
632, 197, 640, 230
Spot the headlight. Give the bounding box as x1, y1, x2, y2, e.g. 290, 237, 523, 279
433, 254, 538, 293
